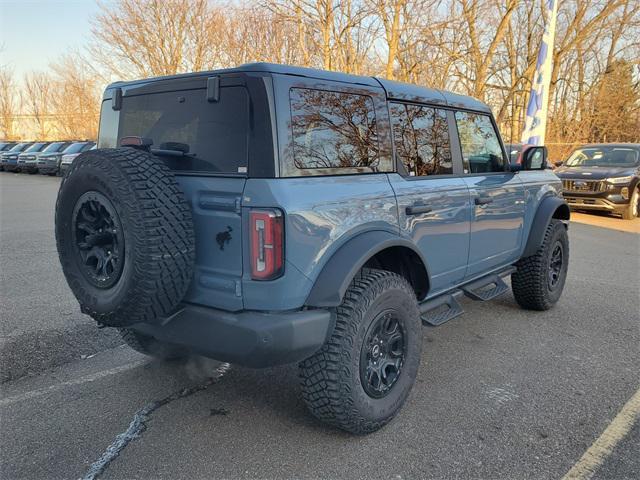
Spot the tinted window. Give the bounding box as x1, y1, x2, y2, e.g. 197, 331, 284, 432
390, 103, 453, 176
43, 142, 67, 153
99, 101, 119, 149
118, 87, 249, 174
455, 112, 505, 173
565, 147, 639, 167
9, 143, 31, 152
64, 142, 90, 154
25, 142, 48, 153
290, 88, 381, 171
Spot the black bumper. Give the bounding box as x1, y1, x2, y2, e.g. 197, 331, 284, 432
132, 305, 333, 368
564, 194, 630, 213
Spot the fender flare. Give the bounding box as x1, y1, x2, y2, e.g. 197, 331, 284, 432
522, 196, 570, 258
305, 231, 429, 308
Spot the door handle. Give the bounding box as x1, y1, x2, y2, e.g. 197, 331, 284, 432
406, 204, 432, 216
474, 196, 493, 206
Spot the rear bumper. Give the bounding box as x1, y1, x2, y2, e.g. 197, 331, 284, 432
131, 305, 333, 368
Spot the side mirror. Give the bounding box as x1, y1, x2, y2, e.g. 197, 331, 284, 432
553, 160, 563, 168
522, 146, 547, 170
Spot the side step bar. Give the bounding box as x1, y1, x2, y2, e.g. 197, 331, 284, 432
419, 290, 464, 326
461, 266, 516, 301
419, 266, 516, 326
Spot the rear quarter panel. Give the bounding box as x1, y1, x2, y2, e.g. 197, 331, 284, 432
241, 175, 399, 310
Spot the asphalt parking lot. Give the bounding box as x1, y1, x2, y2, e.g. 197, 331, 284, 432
1, 172, 639, 479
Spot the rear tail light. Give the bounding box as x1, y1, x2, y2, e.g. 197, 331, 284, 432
250, 209, 284, 280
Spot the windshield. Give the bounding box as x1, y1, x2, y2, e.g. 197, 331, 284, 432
63, 142, 89, 154
24, 142, 48, 153
9, 143, 31, 152
43, 142, 67, 153
565, 147, 639, 167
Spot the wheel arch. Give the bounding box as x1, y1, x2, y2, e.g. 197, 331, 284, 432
522, 195, 570, 258
305, 231, 430, 308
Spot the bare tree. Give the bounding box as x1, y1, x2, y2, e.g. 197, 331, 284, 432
90, 0, 225, 79
23, 72, 53, 139
0, 66, 18, 140
50, 54, 102, 140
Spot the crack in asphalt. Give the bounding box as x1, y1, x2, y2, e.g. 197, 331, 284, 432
81, 362, 231, 480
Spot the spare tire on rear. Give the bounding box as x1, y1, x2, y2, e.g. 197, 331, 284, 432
55, 147, 195, 328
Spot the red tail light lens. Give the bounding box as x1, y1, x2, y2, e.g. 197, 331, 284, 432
250, 209, 284, 280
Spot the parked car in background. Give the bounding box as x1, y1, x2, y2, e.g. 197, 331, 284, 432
22, 141, 73, 173
555, 144, 640, 220
1, 142, 34, 172
59, 143, 96, 174
38, 141, 95, 176
0, 142, 17, 170
17, 142, 50, 173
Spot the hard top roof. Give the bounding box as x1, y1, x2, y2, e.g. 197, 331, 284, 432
106, 62, 492, 113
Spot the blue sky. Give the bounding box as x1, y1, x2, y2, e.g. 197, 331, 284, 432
1, 0, 108, 77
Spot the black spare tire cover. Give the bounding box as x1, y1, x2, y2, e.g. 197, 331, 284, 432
55, 148, 195, 327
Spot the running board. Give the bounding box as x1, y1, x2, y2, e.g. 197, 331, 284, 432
419, 290, 464, 326
461, 267, 516, 301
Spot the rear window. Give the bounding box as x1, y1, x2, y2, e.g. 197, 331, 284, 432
289, 87, 382, 173
116, 87, 249, 174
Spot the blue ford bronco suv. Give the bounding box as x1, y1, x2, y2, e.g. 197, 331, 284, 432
55, 63, 569, 434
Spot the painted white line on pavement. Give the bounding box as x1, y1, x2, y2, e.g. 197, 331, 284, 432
562, 387, 640, 480
0, 359, 148, 408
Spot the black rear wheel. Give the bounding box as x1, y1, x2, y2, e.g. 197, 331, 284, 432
299, 268, 421, 434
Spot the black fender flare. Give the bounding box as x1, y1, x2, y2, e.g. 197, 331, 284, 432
305, 231, 429, 308
522, 196, 570, 258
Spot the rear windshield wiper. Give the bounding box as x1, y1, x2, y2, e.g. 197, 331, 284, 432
150, 148, 196, 158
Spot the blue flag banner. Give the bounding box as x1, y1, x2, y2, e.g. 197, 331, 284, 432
521, 0, 559, 146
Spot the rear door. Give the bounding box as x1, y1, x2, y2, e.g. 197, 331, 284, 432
453, 111, 525, 277
99, 75, 268, 311
387, 103, 471, 294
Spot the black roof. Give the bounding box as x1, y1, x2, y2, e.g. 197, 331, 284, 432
106, 62, 491, 113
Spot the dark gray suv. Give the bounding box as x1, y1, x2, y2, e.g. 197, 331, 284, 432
55, 63, 570, 434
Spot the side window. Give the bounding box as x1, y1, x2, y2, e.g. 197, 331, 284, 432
454, 112, 506, 173
290, 88, 381, 172
390, 103, 453, 176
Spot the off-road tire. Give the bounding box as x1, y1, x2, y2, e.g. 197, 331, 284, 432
299, 268, 422, 434
621, 187, 639, 220
119, 328, 188, 360
512, 219, 569, 311
55, 148, 195, 328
